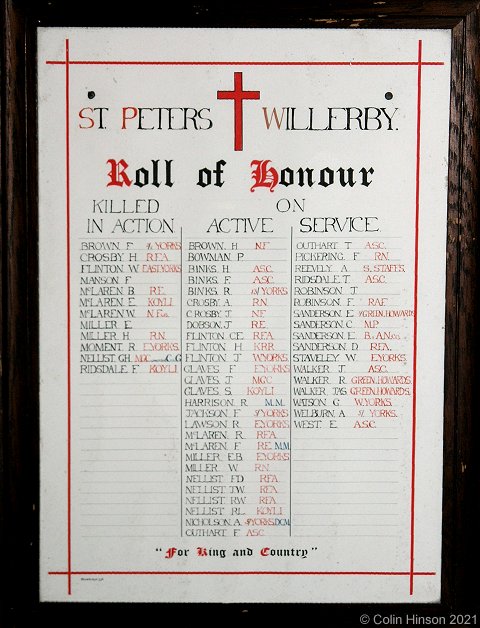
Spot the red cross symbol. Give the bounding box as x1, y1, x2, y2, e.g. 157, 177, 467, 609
217, 72, 260, 151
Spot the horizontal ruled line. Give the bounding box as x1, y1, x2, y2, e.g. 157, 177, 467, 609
293, 502, 398, 505
81, 470, 175, 473
80, 502, 177, 505
80, 491, 176, 495
293, 481, 399, 484
290, 459, 398, 462
81, 459, 176, 462
80, 438, 176, 441
79, 384, 168, 387
80, 394, 178, 397
81, 481, 171, 483
80, 513, 177, 516
79, 490, 287, 495
80, 428, 179, 433
81, 448, 175, 451
80, 405, 178, 408
295, 235, 404, 239
291, 534, 398, 538
74, 234, 402, 239
294, 491, 398, 495
81, 524, 176, 528
79, 415, 179, 419
291, 470, 398, 473
293, 504, 398, 526
302, 440, 398, 444
80, 535, 179, 538
292, 448, 399, 451
46, 60, 444, 66
75, 236, 179, 239
294, 524, 399, 527
48, 570, 437, 576
190, 270, 290, 274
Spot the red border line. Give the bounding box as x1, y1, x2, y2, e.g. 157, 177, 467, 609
49, 571, 436, 577
410, 38, 423, 597
54, 37, 436, 599
65, 38, 72, 598
46, 60, 443, 66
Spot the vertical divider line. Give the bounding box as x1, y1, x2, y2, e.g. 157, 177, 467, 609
410, 38, 423, 597
65, 37, 72, 597
289, 227, 293, 537
180, 227, 183, 537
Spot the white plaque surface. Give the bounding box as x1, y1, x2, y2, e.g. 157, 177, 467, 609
38, 27, 451, 603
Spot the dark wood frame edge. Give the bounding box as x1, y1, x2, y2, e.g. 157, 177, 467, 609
1, 1, 479, 624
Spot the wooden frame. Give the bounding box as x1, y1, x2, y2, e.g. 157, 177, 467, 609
1, 0, 478, 623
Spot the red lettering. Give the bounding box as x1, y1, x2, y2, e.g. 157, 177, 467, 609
107, 158, 132, 187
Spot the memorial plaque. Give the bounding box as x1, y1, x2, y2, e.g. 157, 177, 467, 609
38, 27, 451, 603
